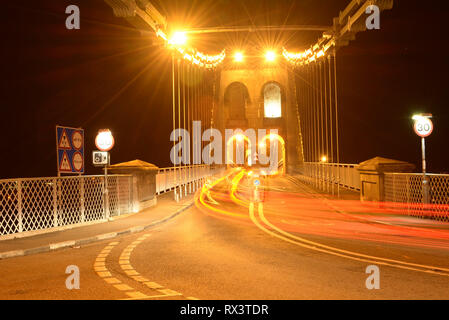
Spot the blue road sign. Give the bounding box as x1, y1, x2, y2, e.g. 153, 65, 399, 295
254, 179, 260, 186
56, 126, 84, 174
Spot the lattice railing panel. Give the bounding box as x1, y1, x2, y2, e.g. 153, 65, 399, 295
108, 176, 119, 217
0, 181, 19, 236
22, 179, 55, 231
83, 177, 105, 222
0, 175, 133, 237
384, 173, 449, 221
57, 178, 82, 226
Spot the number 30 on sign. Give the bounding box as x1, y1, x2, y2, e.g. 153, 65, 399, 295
413, 117, 433, 138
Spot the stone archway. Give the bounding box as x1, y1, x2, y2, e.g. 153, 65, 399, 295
224, 82, 250, 127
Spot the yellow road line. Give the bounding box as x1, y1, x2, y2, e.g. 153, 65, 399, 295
116, 234, 192, 299
94, 241, 143, 299
104, 277, 121, 284
114, 284, 134, 291
230, 174, 449, 277
144, 281, 163, 289
250, 202, 449, 277
120, 293, 183, 300
125, 291, 150, 299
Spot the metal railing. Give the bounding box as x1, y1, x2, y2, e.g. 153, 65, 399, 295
0, 175, 133, 238
384, 173, 449, 221
156, 165, 224, 198
299, 162, 360, 193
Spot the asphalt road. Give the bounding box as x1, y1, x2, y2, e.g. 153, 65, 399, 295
1, 169, 448, 300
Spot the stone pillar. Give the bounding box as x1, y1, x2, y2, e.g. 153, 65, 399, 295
107, 160, 159, 212
357, 157, 415, 202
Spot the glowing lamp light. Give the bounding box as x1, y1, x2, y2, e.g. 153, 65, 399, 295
265, 50, 276, 62
320, 155, 328, 163
235, 134, 244, 142
95, 129, 115, 152
169, 31, 187, 46
412, 113, 432, 121
234, 52, 244, 62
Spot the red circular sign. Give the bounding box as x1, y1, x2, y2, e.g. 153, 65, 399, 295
72, 130, 83, 150
413, 118, 433, 138
72, 152, 84, 172
95, 130, 115, 151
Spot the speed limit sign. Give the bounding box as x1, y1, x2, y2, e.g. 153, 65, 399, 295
413, 117, 433, 138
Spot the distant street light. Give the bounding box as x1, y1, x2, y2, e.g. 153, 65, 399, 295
169, 31, 187, 46
234, 52, 244, 62
265, 50, 276, 62
320, 155, 328, 163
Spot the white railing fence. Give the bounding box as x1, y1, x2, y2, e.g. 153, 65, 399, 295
156, 165, 225, 200
384, 173, 449, 221
0, 175, 133, 238
299, 162, 360, 193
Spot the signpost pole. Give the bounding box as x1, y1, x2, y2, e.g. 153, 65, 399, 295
421, 136, 429, 204
412, 114, 433, 205
94, 129, 114, 220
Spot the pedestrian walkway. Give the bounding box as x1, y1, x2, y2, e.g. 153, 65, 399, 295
0, 192, 194, 259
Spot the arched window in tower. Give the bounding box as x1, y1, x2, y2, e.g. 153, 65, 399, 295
224, 82, 249, 120
263, 83, 282, 118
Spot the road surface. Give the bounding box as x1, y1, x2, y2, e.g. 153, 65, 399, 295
1, 169, 448, 299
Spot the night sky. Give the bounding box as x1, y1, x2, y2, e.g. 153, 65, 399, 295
1, 0, 448, 179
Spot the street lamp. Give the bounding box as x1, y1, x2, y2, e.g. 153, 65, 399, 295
412, 113, 433, 204
234, 52, 244, 62
169, 31, 187, 46
265, 50, 276, 62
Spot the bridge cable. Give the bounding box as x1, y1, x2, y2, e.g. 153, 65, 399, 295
323, 59, 330, 192
333, 50, 341, 198
171, 53, 177, 201
182, 60, 187, 196
177, 58, 182, 199
319, 62, 324, 190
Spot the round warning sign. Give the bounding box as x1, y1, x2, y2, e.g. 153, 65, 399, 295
95, 130, 115, 152
72, 152, 84, 172
413, 118, 433, 138
72, 130, 83, 150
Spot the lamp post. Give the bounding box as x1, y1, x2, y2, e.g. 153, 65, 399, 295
412, 114, 433, 204
95, 129, 115, 219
